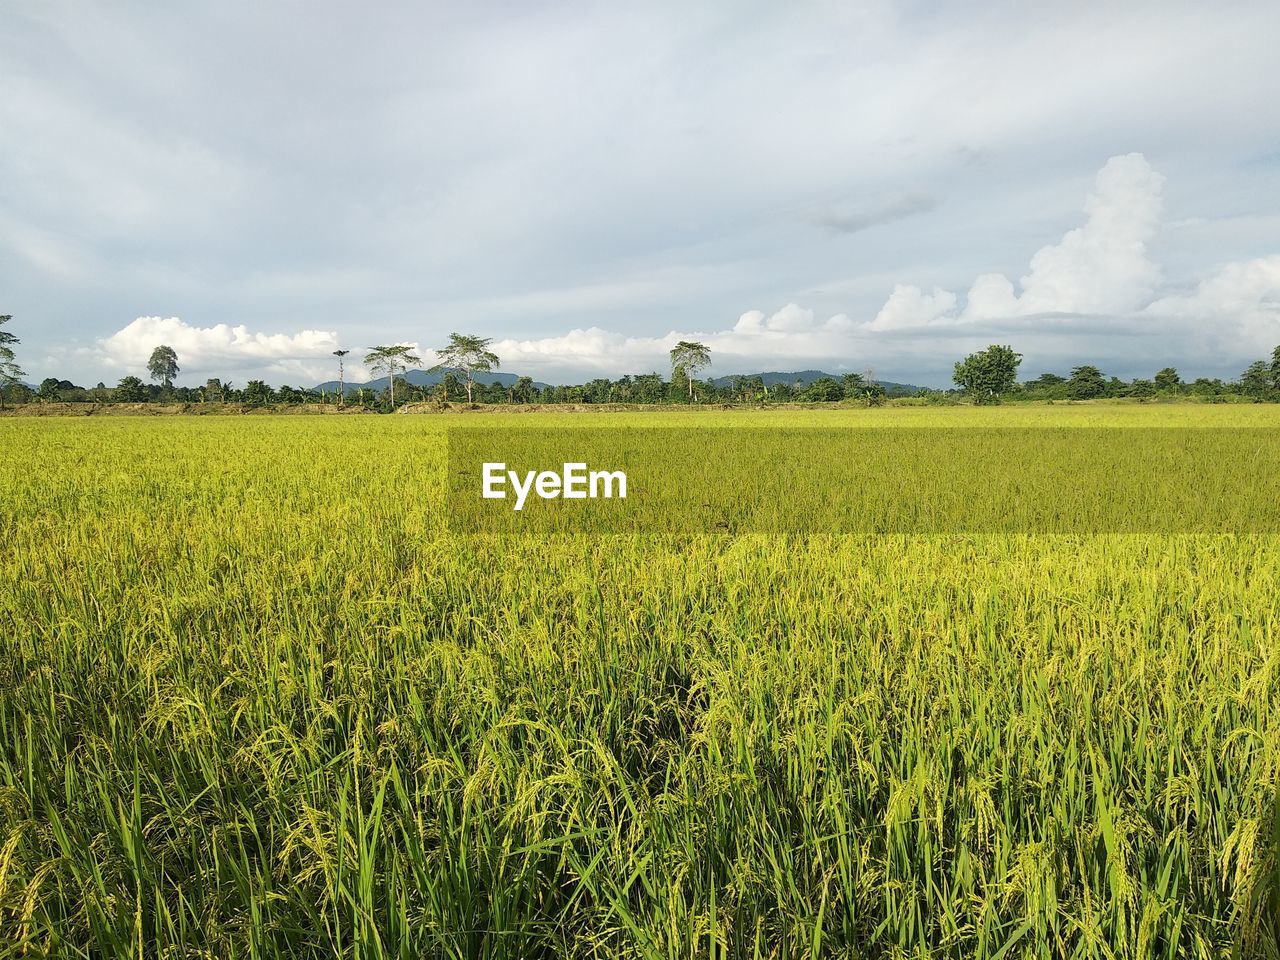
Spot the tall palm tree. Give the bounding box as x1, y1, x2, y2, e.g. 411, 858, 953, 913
333, 349, 350, 407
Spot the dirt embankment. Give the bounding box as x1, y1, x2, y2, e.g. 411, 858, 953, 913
3, 399, 926, 417
0, 402, 376, 417
3, 401, 747, 416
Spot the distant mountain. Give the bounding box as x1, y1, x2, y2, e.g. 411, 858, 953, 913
313, 369, 549, 394
710, 370, 924, 393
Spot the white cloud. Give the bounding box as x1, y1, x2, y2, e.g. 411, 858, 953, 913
96, 316, 344, 383
731, 310, 767, 335
865, 154, 1168, 333
732, 303, 829, 335
868, 285, 958, 331
846, 153, 1277, 375
1144, 255, 1280, 351
962, 153, 1164, 319
701, 153, 1275, 380
761, 303, 814, 332
491, 328, 671, 372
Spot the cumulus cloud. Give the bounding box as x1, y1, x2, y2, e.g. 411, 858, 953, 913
732, 303, 824, 334
864, 154, 1167, 332
490, 328, 672, 372
481, 206, 1280, 379
97, 316, 343, 383
963, 153, 1164, 319
688, 153, 1273, 380
869, 285, 958, 331
730, 304, 852, 339
849, 153, 1277, 374
1144, 255, 1280, 351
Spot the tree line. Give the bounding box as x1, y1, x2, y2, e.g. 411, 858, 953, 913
0, 327, 897, 408
952, 343, 1280, 403
5, 314, 1280, 408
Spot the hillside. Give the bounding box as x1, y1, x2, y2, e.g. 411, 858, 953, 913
313, 369, 549, 394
709, 370, 924, 393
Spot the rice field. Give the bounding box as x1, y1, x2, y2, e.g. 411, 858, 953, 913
1, 406, 1278, 958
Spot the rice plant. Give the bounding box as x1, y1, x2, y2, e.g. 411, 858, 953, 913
0, 407, 1277, 958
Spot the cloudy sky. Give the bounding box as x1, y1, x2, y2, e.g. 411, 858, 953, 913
3, 1, 1278, 388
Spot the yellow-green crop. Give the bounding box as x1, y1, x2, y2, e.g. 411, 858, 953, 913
0, 406, 1277, 958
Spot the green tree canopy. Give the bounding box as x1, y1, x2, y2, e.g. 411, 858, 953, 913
1067, 365, 1107, 399
669, 341, 711, 401
242, 380, 272, 405
0, 315, 25, 409
803, 376, 843, 402
953, 345, 1022, 404
732, 375, 766, 402
512, 376, 536, 403
114, 375, 147, 402
147, 345, 179, 388
1129, 379, 1156, 399
1240, 360, 1271, 399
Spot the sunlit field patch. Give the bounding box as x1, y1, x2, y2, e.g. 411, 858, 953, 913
1, 406, 1278, 958
447, 425, 1280, 534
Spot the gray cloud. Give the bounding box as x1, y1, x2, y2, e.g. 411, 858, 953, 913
813, 193, 939, 236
